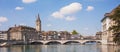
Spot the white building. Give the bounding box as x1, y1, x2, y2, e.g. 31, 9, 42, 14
101, 5, 119, 44
0, 31, 8, 40
101, 13, 111, 44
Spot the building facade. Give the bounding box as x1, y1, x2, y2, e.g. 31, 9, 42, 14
101, 13, 114, 44
8, 26, 39, 41
101, 5, 120, 44
58, 31, 71, 40
41, 31, 72, 40
0, 31, 8, 40
7, 14, 42, 43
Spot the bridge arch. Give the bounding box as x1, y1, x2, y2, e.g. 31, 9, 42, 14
82, 40, 102, 44
30, 42, 43, 45
45, 41, 61, 45
63, 41, 80, 45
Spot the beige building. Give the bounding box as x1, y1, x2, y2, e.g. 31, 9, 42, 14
8, 14, 42, 42
8, 25, 39, 41
101, 5, 120, 44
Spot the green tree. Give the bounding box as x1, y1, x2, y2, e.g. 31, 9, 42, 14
109, 5, 120, 45
71, 30, 79, 35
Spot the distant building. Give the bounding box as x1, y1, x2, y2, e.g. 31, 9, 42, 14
70, 35, 81, 40
7, 14, 42, 42
84, 36, 96, 40
96, 31, 102, 40
0, 31, 8, 40
42, 31, 69, 40
101, 5, 120, 44
41, 31, 71, 40
8, 25, 39, 41
46, 31, 58, 40
58, 31, 71, 40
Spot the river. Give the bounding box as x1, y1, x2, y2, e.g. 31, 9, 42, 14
0, 44, 119, 52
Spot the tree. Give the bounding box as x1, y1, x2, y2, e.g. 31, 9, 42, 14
109, 5, 120, 45
71, 30, 79, 35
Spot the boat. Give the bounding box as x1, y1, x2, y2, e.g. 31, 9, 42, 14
0, 42, 10, 47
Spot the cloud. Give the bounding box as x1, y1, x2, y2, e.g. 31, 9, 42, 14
86, 6, 94, 11
51, 12, 64, 19
0, 24, 1, 26
47, 24, 52, 27
0, 16, 8, 23
51, 2, 82, 20
15, 6, 24, 10
65, 16, 76, 21
60, 2, 82, 15
22, 0, 37, 4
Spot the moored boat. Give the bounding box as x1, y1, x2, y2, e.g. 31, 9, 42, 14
0, 42, 10, 47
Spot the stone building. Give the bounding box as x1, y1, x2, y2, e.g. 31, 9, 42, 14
101, 5, 120, 44
8, 25, 39, 41
7, 14, 42, 43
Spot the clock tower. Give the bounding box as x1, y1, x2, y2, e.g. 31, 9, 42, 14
36, 14, 41, 32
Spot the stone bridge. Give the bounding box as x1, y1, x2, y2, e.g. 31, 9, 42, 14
30, 40, 102, 45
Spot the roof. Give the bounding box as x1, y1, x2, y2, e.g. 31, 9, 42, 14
101, 13, 110, 22
36, 14, 41, 22
8, 25, 36, 32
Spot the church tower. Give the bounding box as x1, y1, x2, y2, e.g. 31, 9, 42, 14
36, 14, 41, 32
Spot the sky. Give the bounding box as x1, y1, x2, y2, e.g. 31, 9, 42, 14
0, 0, 120, 36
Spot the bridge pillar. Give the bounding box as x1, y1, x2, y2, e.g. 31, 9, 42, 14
60, 41, 67, 45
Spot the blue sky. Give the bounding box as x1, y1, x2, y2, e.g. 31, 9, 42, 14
0, 0, 120, 36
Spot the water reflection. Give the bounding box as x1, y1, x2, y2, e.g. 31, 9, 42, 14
0, 45, 119, 52
101, 45, 119, 52
115, 46, 120, 52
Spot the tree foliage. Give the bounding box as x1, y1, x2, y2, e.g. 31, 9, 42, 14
71, 30, 79, 35
109, 5, 120, 45
113, 33, 120, 45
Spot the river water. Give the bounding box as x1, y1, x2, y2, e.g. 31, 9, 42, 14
0, 44, 119, 52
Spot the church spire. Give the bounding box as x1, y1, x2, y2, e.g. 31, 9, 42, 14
36, 14, 41, 32
36, 14, 41, 22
